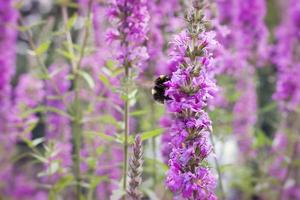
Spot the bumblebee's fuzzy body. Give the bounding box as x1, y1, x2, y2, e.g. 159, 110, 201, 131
152, 75, 171, 104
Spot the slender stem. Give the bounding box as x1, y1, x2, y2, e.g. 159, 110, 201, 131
61, 7, 81, 198
151, 103, 157, 186
209, 134, 225, 200
61, 3, 92, 198
123, 63, 130, 200
73, 80, 82, 200
121, 1, 130, 198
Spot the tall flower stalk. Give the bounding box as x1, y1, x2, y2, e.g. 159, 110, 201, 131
127, 135, 143, 200
0, 0, 18, 197
270, 0, 300, 198
107, 0, 149, 195
61, 0, 93, 197
163, 1, 218, 199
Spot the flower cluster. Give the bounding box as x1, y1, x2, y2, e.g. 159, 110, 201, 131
233, 67, 257, 156
270, 0, 300, 198
233, 0, 269, 63
107, 0, 150, 67
273, 0, 300, 111
215, 0, 268, 157
0, 0, 19, 196
43, 64, 72, 183
164, 1, 218, 199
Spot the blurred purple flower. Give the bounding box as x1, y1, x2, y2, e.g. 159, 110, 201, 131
107, 0, 149, 67
273, 0, 300, 111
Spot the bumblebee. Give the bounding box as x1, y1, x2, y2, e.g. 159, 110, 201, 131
152, 75, 171, 104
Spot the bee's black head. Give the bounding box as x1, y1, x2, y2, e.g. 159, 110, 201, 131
152, 75, 171, 104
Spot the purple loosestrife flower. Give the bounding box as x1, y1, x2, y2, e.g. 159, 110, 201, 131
13, 74, 45, 141
146, 0, 185, 165
80, 52, 125, 199
107, 0, 150, 67
273, 0, 300, 111
106, 0, 149, 196
270, 1, 300, 198
0, 0, 18, 142
42, 64, 72, 183
232, 67, 257, 156
0, 3, 46, 197
0, 0, 18, 146
0, 0, 18, 94
216, 0, 268, 156
15, 75, 45, 108
269, 132, 288, 181
146, 0, 184, 75
233, 0, 269, 64
0, 1, 19, 197
160, 116, 173, 164
78, 2, 126, 197
163, 1, 218, 199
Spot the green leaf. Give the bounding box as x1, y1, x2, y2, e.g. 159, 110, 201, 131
53, 175, 74, 192
30, 153, 48, 163
128, 89, 138, 100
35, 41, 51, 55
143, 188, 160, 200
87, 157, 97, 169
99, 115, 122, 129
89, 176, 107, 189
112, 68, 123, 77
67, 13, 78, 30
38, 162, 59, 177
85, 131, 116, 143
254, 129, 272, 148
140, 129, 164, 141
99, 74, 110, 88
21, 119, 38, 136
96, 146, 104, 155
115, 134, 134, 145
106, 60, 116, 70
56, 49, 76, 61
21, 106, 72, 119
130, 109, 148, 116
220, 163, 234, 173
78, 70, 95, 89
145, 157, 169, 172
32, 137, 45, 147
259, 102, 277, 114
18, 21, 47, 32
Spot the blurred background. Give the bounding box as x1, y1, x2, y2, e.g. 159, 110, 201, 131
0, 0, 300, 200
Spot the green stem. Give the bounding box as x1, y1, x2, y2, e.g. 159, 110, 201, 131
209, 134, 225, 200
61, 6, 81, 198
123, 64, 130, 200
61, 2, 92, 197
151, 103, 157, 186
71, 67, 82, 199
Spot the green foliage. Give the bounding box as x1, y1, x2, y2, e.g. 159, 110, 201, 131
66, 14, 78, 30
254, 129, 272, 148
140, 129, 164, 141
78, 70, 96, 89
35, 41, 51, 56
